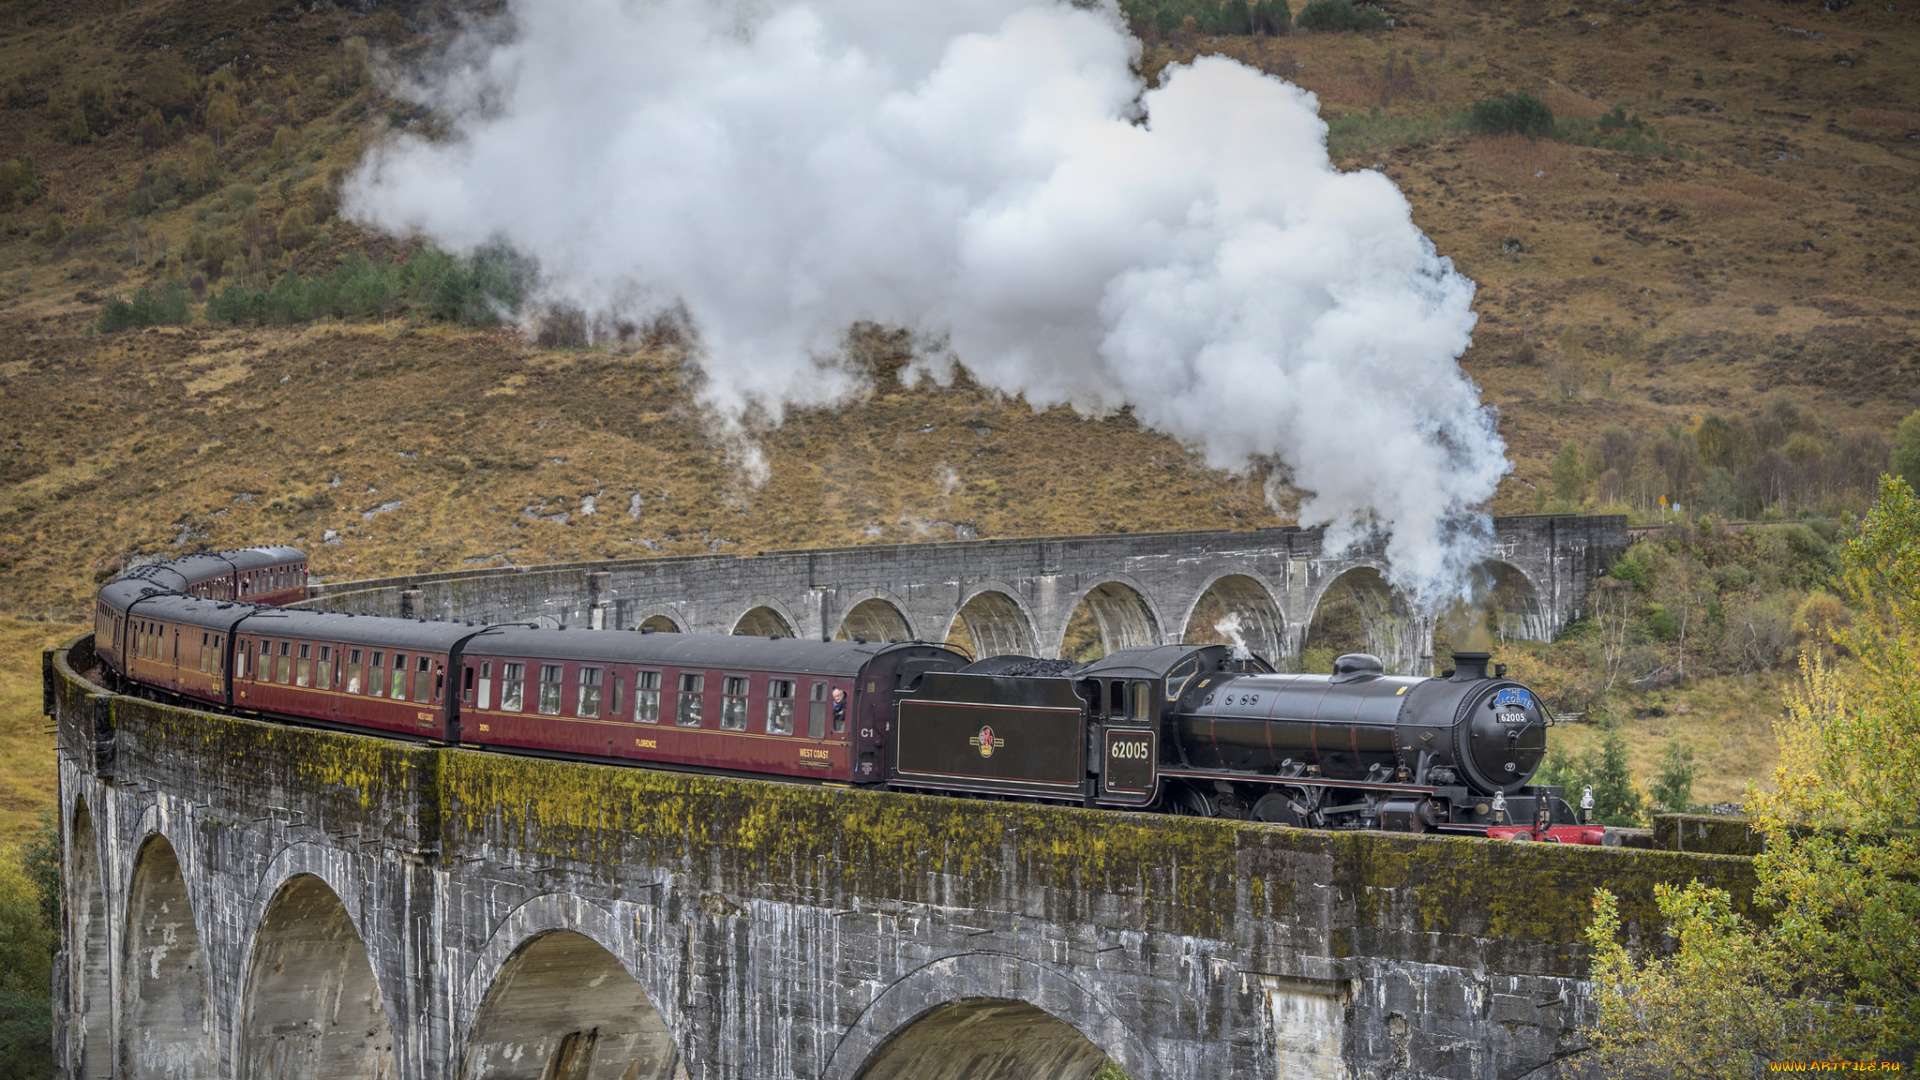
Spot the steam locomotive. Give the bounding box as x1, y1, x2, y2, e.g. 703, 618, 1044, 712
91, 547, 1603, 844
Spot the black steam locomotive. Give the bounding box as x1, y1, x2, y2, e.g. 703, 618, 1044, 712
92, 547, 1602, 844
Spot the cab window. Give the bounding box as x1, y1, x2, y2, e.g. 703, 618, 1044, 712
1164, 658, 1200, 701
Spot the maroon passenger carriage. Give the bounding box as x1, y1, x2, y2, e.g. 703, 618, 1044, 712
459, 629, 961, 781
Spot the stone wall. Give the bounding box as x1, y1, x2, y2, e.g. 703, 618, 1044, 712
50, 634, 1754, 1080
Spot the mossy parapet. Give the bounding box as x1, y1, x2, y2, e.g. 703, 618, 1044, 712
1652, 813, 1766, 856
435, 744, 1757, 979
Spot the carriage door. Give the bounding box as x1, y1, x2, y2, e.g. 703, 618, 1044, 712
852, 656, 898, 781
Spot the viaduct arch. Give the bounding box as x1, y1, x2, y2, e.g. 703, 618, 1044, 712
314, 517, 1624, 674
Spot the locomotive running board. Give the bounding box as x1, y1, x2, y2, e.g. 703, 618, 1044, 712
1157, 770, 1439, 796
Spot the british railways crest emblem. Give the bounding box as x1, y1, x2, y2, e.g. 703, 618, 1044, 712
968, 725, 1002, 758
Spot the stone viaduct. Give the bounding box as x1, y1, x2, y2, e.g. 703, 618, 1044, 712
48, 624, 1757, 1080
307, 516, 1627, 676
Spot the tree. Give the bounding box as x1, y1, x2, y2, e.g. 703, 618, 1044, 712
1584, 475, 1920, 1073
1647, 738, 1699, 813
1894, 410, 1920, 489
1550, 441, 1587, 505
1534, 721, 1645, 826
0, 813, 56, 1079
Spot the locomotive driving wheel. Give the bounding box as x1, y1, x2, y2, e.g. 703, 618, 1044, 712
1250, 788, 1311, 827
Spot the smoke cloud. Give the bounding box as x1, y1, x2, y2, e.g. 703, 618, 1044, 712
344, 0, 1509, 602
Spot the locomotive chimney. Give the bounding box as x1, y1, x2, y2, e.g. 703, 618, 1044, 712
1449, 651, 1491, 681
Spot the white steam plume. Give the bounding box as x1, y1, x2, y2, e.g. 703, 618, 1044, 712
344, 0, 1509, 602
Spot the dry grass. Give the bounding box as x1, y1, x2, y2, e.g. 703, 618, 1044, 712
0, 619, 81, 845
1545, 672, 1790, 809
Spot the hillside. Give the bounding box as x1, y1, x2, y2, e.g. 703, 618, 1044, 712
1, 0, 1916, 830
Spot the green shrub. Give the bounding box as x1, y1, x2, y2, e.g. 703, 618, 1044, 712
1294, 0, 1387, 32
1556, 103, 1679, 155
1469, 91, 1555, 137
96, 282, 191, 332
204, 242, 537, 328
0, 156, 40, 209
1125, 0, 1291, 34
1894, 411, 1920, 488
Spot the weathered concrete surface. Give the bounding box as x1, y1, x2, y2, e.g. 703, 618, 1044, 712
50, 633, 1753, 1080
305, 517, 1627, 675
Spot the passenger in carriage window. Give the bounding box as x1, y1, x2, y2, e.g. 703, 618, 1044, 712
501, 663, 526, 711
767, 680, 795, 735
831, 686, 847, 733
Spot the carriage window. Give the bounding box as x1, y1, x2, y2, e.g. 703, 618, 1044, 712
767, 680, 796, 735
577, 667, 603, 717
809, 682, 828, 739
199, 632, 212, 674
463, 665, 475, 703
390, 654, 408, 699
347, 649, 363, 694
318, 646, 334, 689
235, 640, 248, 679
537, 664, 563, 715
1130, 680, 1151, 720
477, 661, 492, 710
273, 641, 290, 683
369, 652, 387, 697
636, 671, 661, 723
216, 635, 225, 674
501, 663, 526, 711
1164, 657, 1200, 701
720, 677, 749, 731
296, 643, 312, 687
676, 673, 704, 727
610, 674, 624, 719
417, 655, 435, 703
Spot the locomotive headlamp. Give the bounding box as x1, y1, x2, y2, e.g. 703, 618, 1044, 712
1580, 786, 1595, 825
1491, 790, 1508, 825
